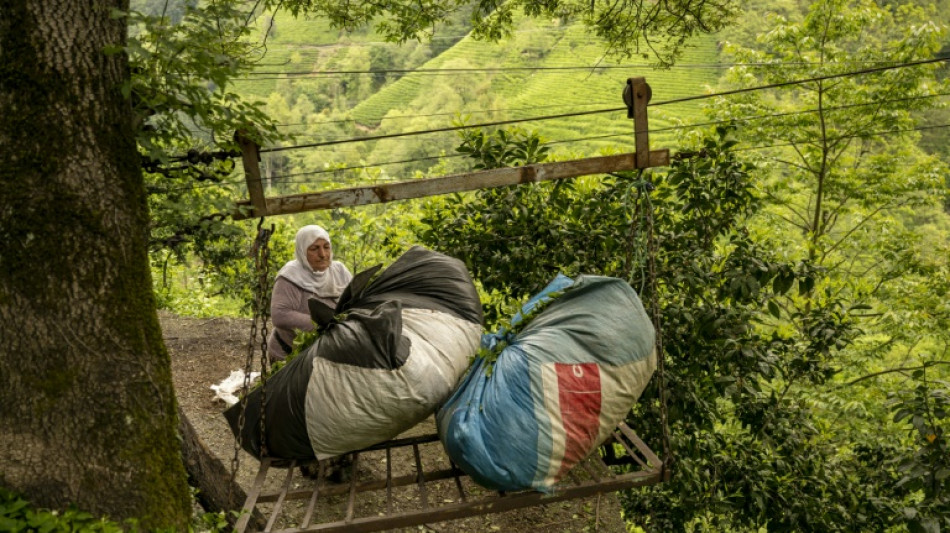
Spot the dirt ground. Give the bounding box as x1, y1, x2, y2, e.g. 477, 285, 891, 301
161, 311, 628, 533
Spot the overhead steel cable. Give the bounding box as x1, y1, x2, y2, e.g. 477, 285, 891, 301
245, 64, 699, 76
266, 122, 950, 188
260, 92, 950, 183
271, 101, 617, 128
259, 130, 630, 184
265, 95, 950, 182
167, 56, 949, 162
152, 120, 950, 194
650, 57, 949, 107
242, 60, 949, 78
255, 57, 950, 155
284, 90, 950, 144
257, 107, 627, 153
727, 122, 950, 155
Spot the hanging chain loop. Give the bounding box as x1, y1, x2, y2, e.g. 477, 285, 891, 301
229, 217, 274, 505
255, 221, 274, 458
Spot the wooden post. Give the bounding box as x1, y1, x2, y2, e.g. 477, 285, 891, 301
623, 77, 652, 169
234, 130, 266, 218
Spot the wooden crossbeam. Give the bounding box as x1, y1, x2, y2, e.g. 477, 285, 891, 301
233, 150, 669, 220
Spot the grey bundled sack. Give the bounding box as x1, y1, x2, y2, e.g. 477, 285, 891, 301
225, 246, 483, 462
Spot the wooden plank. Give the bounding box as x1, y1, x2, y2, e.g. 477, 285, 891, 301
578, 460, 601, 483
235, 130, 266, 218
233, 151, 670, 219
300, 481, 321, 529
628, 77, 652, 169
450, 462, 467, 503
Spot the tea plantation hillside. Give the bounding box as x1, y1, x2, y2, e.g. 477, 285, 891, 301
233, 10, 722, 189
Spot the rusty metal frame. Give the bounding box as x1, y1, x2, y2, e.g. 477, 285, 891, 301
234, 422, 662, 533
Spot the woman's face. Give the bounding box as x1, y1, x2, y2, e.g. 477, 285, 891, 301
306, 238, 332, 271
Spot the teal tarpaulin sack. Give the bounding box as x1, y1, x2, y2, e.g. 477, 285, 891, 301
436, 274, 656, 492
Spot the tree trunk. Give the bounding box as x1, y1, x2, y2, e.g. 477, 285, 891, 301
0, 0, 191, 528
178, 406, 266, 530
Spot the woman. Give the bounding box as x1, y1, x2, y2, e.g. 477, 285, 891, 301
267, 225, 353, 361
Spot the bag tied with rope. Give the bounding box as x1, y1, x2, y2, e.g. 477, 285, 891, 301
436, 273, 657, 492
225, 246, 483, 462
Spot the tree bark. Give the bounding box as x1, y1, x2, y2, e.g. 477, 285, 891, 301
0, 0, 191, 528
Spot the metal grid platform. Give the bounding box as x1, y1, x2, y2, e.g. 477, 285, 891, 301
235, 422, 663, 533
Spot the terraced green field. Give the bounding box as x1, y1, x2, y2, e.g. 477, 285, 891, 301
345, 17, 721, 171
235, 11, 724, 186
234, 10, 471, 100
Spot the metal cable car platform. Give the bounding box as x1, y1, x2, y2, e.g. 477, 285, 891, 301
235, 422, 663, 533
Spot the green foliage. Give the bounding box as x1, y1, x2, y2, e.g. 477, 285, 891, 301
419, 127, 645, 325
419, 123, 900, 529
0, 488, 124, 532
889, 372, 950, 533
628, 2, 950, 530
265, 326, 322, 377
0, 484, 254, 533
274, 0, 737, 65
0, 487, 236, 533
714, 0, 949, 263
348, 16, 721, 162
455, 125, 550, 169
117, 0, 294, 303
121, 2, 283, 160
619, 131, 887, 531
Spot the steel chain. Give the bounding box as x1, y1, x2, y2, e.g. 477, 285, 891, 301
256, 223, 273, 457
228, 218, 271, 507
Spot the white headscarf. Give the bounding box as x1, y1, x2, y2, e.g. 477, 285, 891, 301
275, 225, 350, 297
